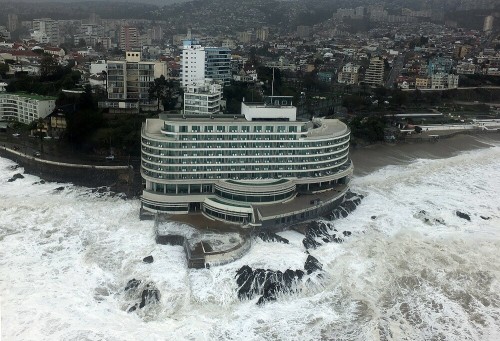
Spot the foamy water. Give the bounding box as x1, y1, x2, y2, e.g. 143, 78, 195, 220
1, 144, 499, 341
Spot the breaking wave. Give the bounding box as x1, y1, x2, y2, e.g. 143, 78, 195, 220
1, 144, 499, 340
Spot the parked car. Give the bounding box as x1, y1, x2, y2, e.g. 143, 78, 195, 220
12, 133, 20, 137
33, 152, 41, 157
105, 155, 115, 161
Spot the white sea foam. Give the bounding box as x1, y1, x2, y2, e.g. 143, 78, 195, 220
1, 145, 499, 341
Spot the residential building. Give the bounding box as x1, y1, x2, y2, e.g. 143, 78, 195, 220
119, 26, 139, 51
184, 80, 223, 115
100, 51, 167, 113
483, 15, 494, 32
337, 63, 360, 85
32, 18, 59, 45
256, 27, 269, 41
74, 24, 105, 47
364, 57, 384, 86
204, 47, 231, 86
431, 73, 459, 89
0, 93, 56, 124
140, 96, 353, 227
457, 62, 479, 75
181, 40, 231, 88
7, 14, 18, 32
415, 77, 431, 89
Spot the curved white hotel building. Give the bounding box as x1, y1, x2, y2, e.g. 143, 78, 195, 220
140, 96, 353, 228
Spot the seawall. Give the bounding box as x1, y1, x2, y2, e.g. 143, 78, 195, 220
0, 146, 138, 196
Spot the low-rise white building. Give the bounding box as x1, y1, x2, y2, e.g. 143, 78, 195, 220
184, 80, 223, 115
0, 92, 56, 124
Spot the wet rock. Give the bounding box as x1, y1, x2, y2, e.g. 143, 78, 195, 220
343, 231, 352, 237
7, 173, 24, 182
480, 216, 490, 220
456, 211, 471, 221
54, 186, 65, 191
8, 165, 20, 170
302, 235, 321, 249
235, 265, 307, 303
257, 231, 289, 244
257, 282, 283, 305
127, 304, 138, 313
371, 216, 377, 220
343, 200, 357, 212
414, 210, 445, 225
124, 278, 141, 291
143, 255, 154, 263
139, 283, 160, 308
33, 180, 46, 185
304, 255, 323, 275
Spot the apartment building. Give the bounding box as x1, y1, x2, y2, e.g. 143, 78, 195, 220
181, 40, 231, 88
0, 93, 56, 124
364, 57, 384, 86
100, 51, 167, 113
32, 18, 59, 45
184, 80, 223, 115
337, 63, 360, 85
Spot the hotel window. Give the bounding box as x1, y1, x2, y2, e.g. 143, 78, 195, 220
191, 125, 200, 132
204, 126, 213, 132
179, 126, 188, 133
254, 126, 262, 133
216, 126, 225, 132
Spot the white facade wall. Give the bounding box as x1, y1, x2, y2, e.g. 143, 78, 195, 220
242, 103, 296, 122
181, 41, 206, 88
90, 60, 107, 75
0, 93, 56, 124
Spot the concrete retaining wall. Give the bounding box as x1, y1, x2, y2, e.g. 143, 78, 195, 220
0, 146, 135, 193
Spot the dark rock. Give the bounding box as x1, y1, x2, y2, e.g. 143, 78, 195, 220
304, 255, 323, 275
257, 231, 289, 244
456, 211, 471, 221
8, 173, 24, 182
257, 282, 283, 305
371, 216, 377, 220
480, 216, 490, 220
302, 235, 321, 250
54, 186, 65, 191
139, 283, 160, 309
343, 200, 357, 212
282, 269, 297, 287
127, 304, 138, 313
8, 165, 20, 170
125, 278, 141, 291
343, 231, 352, 237
143, 255, 154, 263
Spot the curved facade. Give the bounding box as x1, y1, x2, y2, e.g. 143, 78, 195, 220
141, 101, 353, 227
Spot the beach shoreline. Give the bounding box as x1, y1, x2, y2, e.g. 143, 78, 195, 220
350, 133, 500, 176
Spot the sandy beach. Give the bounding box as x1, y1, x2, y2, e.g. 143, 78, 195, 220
350, 133, 500, 176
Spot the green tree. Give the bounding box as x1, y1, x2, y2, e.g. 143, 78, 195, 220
0, 62, 9, 77
40, 55, 62, 80
148, 75, 172, 112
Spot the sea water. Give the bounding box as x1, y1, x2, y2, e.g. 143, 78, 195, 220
0, 145, 499, 341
